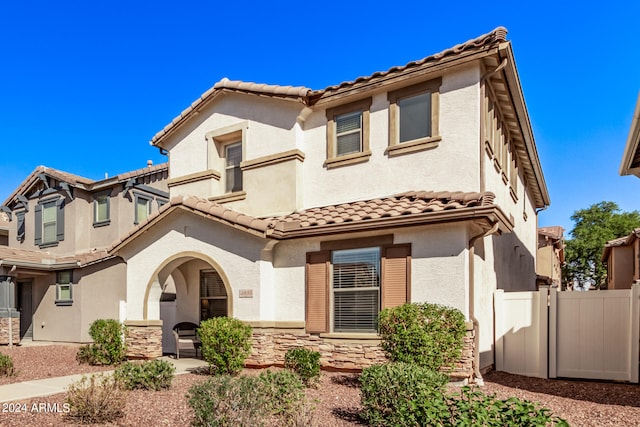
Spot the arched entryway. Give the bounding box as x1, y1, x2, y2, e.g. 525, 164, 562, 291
142, 252, 232, 355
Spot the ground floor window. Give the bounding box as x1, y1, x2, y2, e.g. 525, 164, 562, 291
200, 270, 228, 321
55, 270, 73, 306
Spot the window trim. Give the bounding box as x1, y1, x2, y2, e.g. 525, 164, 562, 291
325, 97, 372, 169
93, 193, 111, 227
387, 77, 442, 156
55, 270, 73, 306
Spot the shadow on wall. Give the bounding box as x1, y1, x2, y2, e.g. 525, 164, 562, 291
492, 233, 535, 292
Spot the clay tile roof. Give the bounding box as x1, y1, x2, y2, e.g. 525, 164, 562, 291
313, 27, 508, 96
0, 247, 113, 269
538, 226, 564, 240
604, 236, 629, 248
276, 190, 495, 229
108, 195, 275, 253
150, 78, 311, 147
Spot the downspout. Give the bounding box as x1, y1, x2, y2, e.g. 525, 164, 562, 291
468, 221, 500, 385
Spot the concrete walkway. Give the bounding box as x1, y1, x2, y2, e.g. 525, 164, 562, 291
0, 357, 208, 403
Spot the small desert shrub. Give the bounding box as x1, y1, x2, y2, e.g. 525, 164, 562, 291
77, 319, 127, 366
187, 375, 266, 427
448, 387, 569, 427
114, 359, 175, 390
0, 353, 14, 376
284, 348, 321, 386
360, 362, 449, 426
188, 370, 315, 427
65, 373, 126, 424
258, 369, 305, 417
377, 302, 466, 371
198, 317, 252, 375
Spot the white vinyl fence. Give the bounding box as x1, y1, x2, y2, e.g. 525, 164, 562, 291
495, 284, 640, 382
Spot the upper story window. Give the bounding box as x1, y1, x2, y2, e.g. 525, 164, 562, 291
387, 77, 442, 156
225, 142, 243, 193
16, 211, 25, 242
134, 194, 152, 224
35, 197, 64, 248
325, 97, 372, 169
93, 194, 110, 227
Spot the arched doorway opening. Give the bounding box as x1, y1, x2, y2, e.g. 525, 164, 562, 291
143, 252, 231, 355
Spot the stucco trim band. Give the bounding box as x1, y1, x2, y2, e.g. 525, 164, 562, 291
167, 169, 221, 188
240, 149, 305, 171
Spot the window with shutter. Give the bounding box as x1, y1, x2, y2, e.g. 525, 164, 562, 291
35, 197, 64, 248
305, 244, 410, 335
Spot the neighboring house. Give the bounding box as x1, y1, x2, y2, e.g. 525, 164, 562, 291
0, 213, 8, 246
0, 163, 168, 342
106, 26, 549, 376
536, 226, 564, 288
602, 231, 640, 289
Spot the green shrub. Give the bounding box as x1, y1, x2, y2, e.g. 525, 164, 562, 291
187, 371, 315, 427
114, 359, 175, 390
258, 369, 305, 417
360, 362, 449, 426
284, 348, 321, 386
198, 317, 252, 376
77, 319, 127, 366
187, 375, 267, 427
448, 387, 569, 427
0, 353, 14, 377
65, 373, 126, 424
377, 302, 466, 371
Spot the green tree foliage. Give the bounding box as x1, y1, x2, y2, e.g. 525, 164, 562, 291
564, 201, 640, 288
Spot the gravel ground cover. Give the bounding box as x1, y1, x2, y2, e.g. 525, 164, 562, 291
2, 344, 640, 426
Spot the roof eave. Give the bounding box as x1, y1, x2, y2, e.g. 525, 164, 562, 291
498, 42, 550, 209
619, 92, 640, 176
269, 205, 513, 239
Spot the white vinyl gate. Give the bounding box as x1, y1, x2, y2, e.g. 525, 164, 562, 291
495, 284, 640, 382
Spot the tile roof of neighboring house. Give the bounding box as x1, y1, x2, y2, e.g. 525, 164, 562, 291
0, 247, 113, 270
538, 226, 564, 240
2, 163, 168, 207
109, 190, 506, 253
149, 27, 507, 148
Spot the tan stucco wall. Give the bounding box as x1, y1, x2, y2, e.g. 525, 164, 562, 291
609, 246, 634, 289
32, 258, 126, 342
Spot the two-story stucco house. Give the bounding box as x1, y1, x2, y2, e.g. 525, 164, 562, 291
0, 163, 168, 343
103, 27, 549, 378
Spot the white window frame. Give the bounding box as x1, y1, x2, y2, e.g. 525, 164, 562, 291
41, 201, 57, 245
224, 142, 243, 193
93, 194, 110, 226
330, 247, 381, 334
134, 194, 152, 225
55, 270, 73, 306
335, 111, 363, 157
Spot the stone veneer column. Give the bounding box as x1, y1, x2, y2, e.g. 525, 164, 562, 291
124, 320, 163, 359
0, 310, 20, 346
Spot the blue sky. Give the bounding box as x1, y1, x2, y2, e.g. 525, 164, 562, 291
1, 1, 639, 235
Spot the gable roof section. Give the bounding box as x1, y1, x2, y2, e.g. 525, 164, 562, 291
2, 163, 168, 208
109, 190, 511, 253
0, 247, 114, 271
619, 92, 640, 177
602, 229, 640, 261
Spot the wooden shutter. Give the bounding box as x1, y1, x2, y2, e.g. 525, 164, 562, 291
34, 203, 42, 245
306, 251, 330, 334
56, 199, 65, 242
382, 244, 411, 309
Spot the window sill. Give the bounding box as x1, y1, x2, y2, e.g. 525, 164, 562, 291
320, 332, 380, 341
386, 136, 441, 157
38, 241, 59, 249
325, 150, 371, 169
93, 220, 111, 228
208, 191, 247, 204
55, 300, 73, 306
